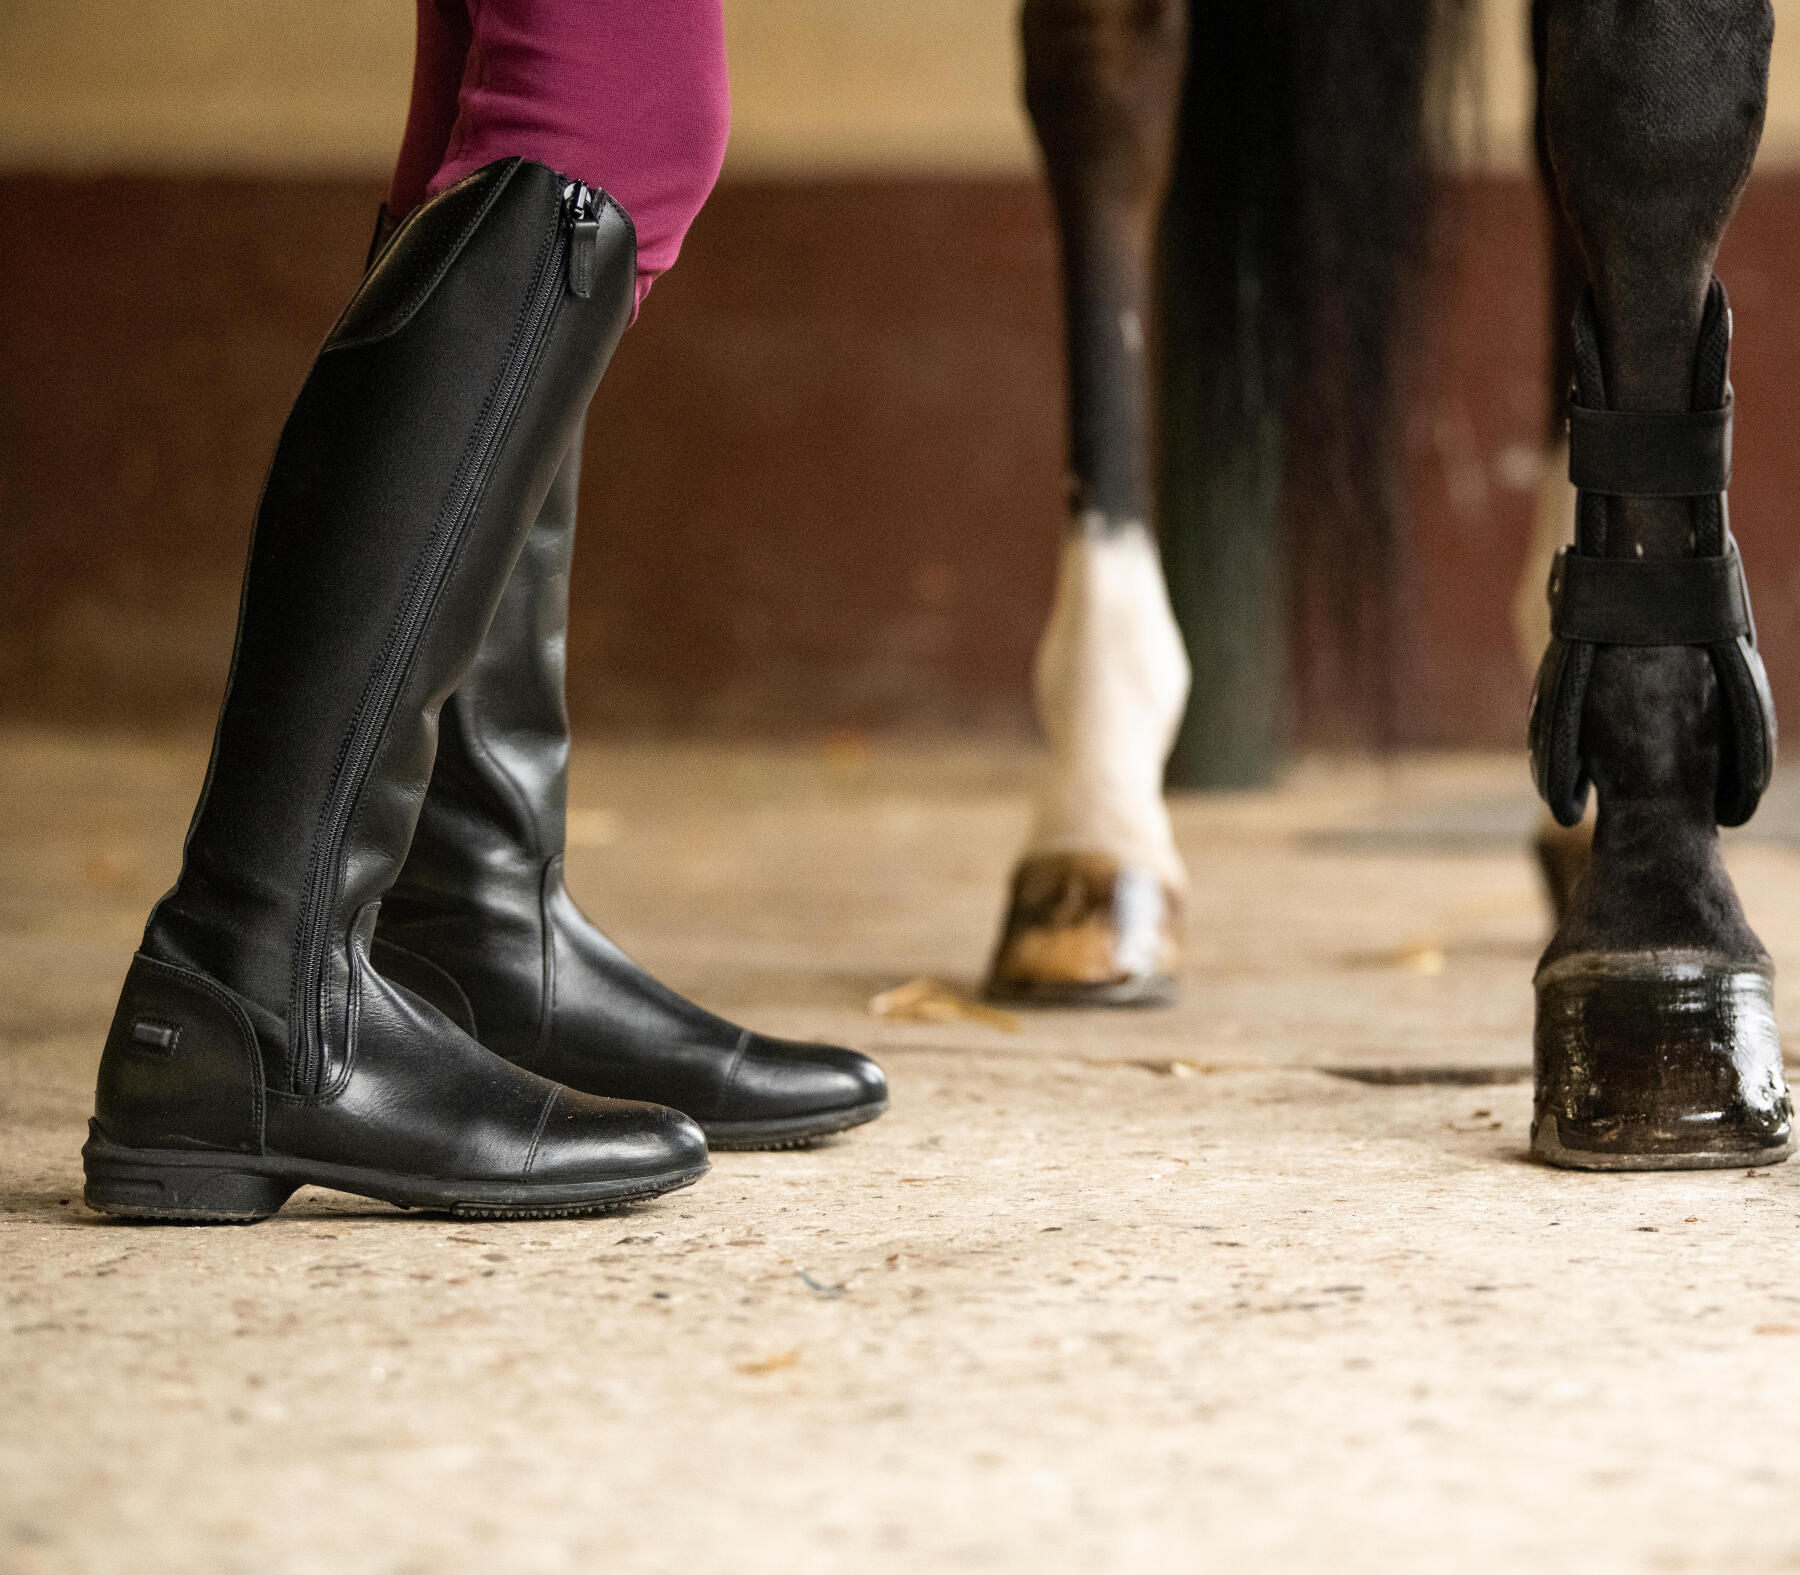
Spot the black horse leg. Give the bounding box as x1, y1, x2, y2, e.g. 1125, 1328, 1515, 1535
986, 0, 1192, 1007
1530, 0, 1788, 1167
1533, 0, 1587, 465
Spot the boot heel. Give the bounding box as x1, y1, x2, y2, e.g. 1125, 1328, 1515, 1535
1532, 953, 1792, 1170
83, 1128, 295, 1221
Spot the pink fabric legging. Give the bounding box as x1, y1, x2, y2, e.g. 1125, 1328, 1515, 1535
388, 0, 730, 309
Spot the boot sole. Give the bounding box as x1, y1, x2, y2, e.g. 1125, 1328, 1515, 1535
81, 1126, 708, 1223
703, 1098, 889, 1152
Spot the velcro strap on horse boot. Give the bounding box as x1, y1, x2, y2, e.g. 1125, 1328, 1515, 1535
1529, 279, 1775, 829
1567, 404, 1732, 498
1548, 548, 1749, 647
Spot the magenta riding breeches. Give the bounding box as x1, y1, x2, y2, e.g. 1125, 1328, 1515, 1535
387, 0, 730, 309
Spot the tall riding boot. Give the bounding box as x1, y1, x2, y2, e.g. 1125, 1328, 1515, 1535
370, 428, 890, 1150
1528, 283, 1789, 1169
84, 160, 709, 1220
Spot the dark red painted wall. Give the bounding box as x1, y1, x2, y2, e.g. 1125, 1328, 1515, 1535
4, 173, 1797, 746
1395, 176, 1800, 746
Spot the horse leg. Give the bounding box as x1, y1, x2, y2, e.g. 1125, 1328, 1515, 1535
1514, 0, 1591, 921
1530, 0, 1788, 1167
987, 0, 1191, 1007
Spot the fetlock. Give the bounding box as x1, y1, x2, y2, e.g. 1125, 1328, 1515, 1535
1544, 645, 1763, 967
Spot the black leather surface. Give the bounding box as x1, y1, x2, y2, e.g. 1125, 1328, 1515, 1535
376, 427, 888, 1132
330, 173, 515, 351
97, 160, 700, 1189
94, 953, 264, 1153
262, 944, 703, 1183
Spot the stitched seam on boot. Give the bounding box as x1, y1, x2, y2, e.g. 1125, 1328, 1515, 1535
714, 1029, 753, 1121
534, 859, 559, 1064
288, 207, 562, 1105
326, 161, 521, 352
457, 684, 545, 859
368, 937, 479, 1040
444, 674, 555, 1055
521, 1087, 558, 1180
128, 954, 267, 1153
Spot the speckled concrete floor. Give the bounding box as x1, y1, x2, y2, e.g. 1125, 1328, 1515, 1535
7, 732, 1800, 1575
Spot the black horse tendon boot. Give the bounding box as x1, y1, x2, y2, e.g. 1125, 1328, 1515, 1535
1528, 282, 1788, 1170
84, 160, 709, 1220
368, 425, 889, 1150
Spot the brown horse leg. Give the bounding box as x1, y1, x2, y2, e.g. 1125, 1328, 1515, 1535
1529, 0, 1788, 1167
986, 0, 1191, 1008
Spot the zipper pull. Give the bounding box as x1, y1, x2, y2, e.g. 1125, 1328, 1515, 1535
564, 182, 600, 299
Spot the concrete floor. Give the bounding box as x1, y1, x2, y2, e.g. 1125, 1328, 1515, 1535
8, 731, 1800, 1574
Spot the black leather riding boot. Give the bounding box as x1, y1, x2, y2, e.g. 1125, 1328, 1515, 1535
369, 426, 889, 1150
1528, 282, 1789, 1169
85, 160, 709, 1220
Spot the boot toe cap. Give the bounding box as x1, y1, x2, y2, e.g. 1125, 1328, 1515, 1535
723, 1038, 888, 1122
528, 1089, 709, 1185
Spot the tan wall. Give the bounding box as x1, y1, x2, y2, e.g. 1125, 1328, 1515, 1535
7, 0, 1800, 178
0, 0, 1032, 176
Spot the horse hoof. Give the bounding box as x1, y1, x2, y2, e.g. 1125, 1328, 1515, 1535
1531, 951, 1792, 1170
984, 852, 1181, 1008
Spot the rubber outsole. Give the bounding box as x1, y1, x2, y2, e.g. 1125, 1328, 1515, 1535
81, 1127, 708, 1222
703, 1098, 889, 1152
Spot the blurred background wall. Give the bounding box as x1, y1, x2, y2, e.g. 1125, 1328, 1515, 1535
5, 0, 1800, 744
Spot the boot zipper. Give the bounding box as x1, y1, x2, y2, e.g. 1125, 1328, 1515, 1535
292, 180, 595, 1094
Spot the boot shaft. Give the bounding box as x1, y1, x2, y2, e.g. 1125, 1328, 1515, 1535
376, 434, 585, 1061
143, 160, 637, 1093
403, 434, 584, 884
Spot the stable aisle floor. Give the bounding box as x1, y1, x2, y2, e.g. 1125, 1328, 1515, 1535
7, 732, 1800, 1575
